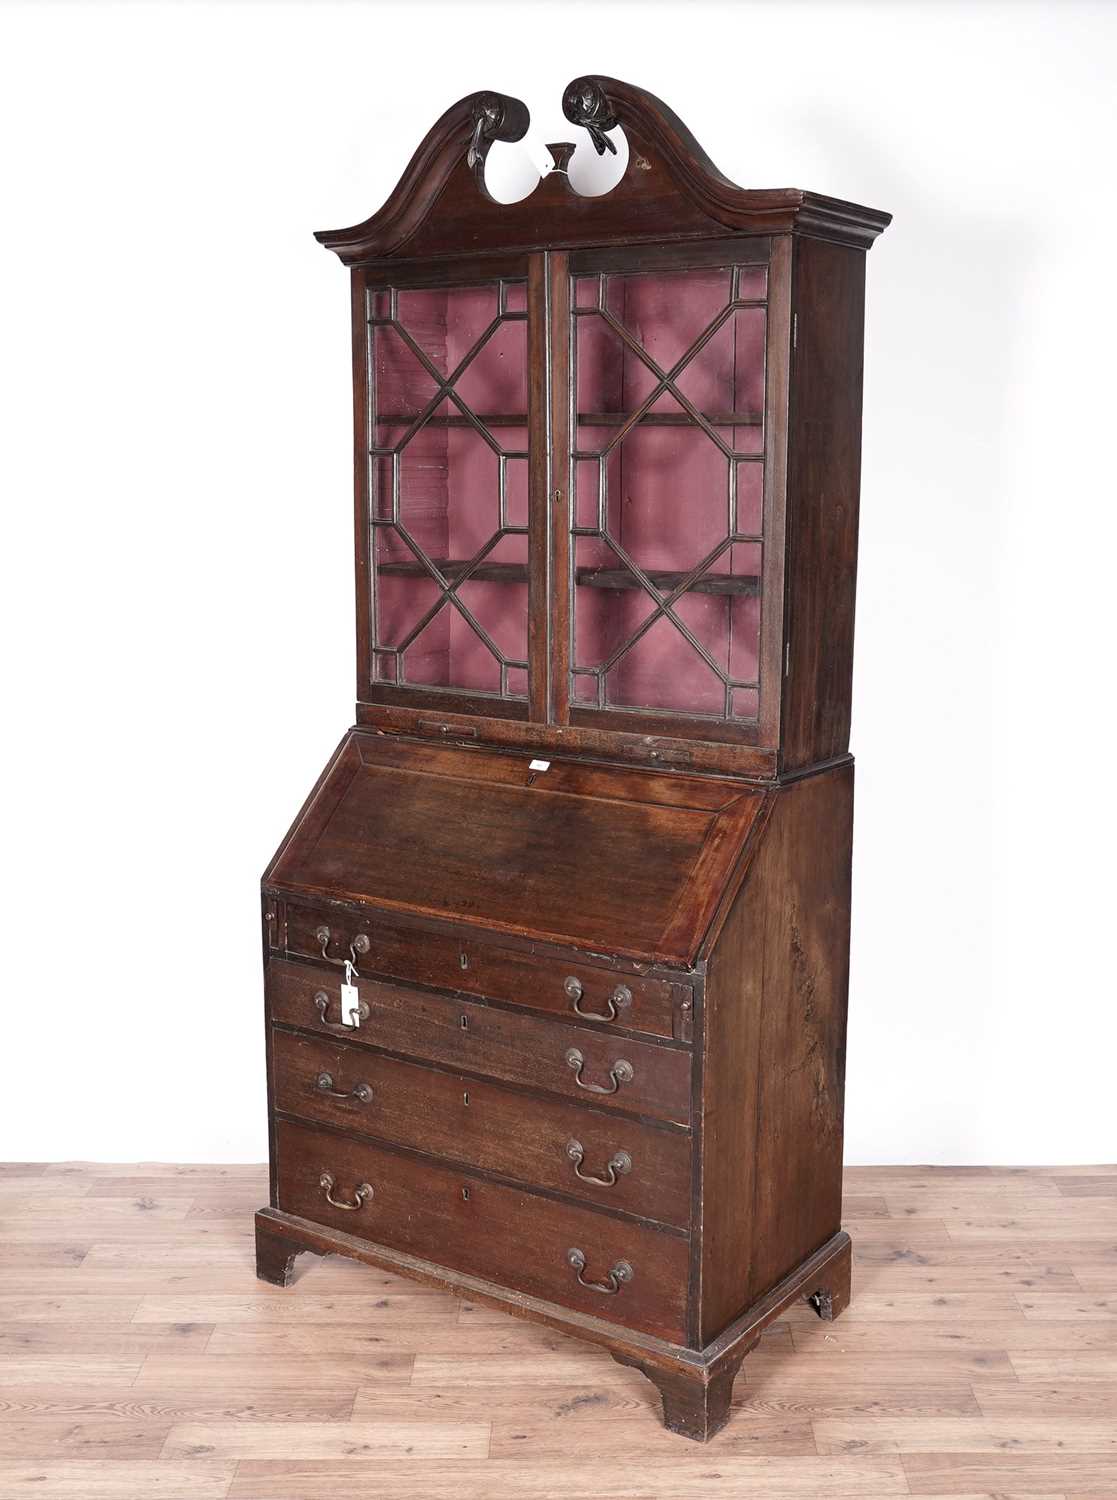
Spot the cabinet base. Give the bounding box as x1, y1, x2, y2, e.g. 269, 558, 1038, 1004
255, 1207, 850, 1441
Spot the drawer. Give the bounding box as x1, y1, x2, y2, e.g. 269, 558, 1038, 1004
275, 1116, 689, 1342
279, 901, 691, 1042
272, 1029, 692, 1229
268, 957, 691, 1126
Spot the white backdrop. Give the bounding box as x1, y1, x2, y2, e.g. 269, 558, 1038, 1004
1, 1, 1114, 1165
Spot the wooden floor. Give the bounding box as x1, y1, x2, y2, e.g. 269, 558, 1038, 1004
0, 1166, 1115, 1498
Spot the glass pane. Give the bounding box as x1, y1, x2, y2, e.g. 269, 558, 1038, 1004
370, 325, 439, 450
735, 459, 764, 537
606, 615, 727, 716
570, 262, 767, 722
455, 532, 529, 664
368, 278, 530, 701
675, 306, 766, 433
399, 611, 453, 687
573, 457, 605, 530
731, 686, 759, 720
441, 610, 502, 694
375, 553, 443, 648
573, 535, 657, 677
504, 458, 529, 528
606, 267, 732, 373
395, 286, 498, 378
454, 320, 528, 434
503, 281, 528, 315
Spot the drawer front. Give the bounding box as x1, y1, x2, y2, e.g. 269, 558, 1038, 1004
280, 902, 690, 1042
272, 1029, 692, 1229
268, 958, 691, 1126
275, 1116, 689, 1342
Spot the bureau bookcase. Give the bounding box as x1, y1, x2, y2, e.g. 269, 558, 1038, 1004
257, 76, 890, 1440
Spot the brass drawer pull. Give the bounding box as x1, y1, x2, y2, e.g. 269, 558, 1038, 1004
316, 1071, 373, 1105
567, 1247, 633, 1294
316, 925, 371, 970
566, 1139, 631, 1186
565, 976, 633, 1023
313, 990, 370, 1027
319, 1173, 373, 1211
565, 1048, 633, 1095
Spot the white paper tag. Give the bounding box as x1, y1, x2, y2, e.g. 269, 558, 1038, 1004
340, 982, 361, 1028
529, 759, 550, 772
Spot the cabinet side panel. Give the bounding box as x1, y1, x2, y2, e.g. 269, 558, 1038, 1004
352, 270, 371, 704
696, 834, 766, 1343
782, 239, 867, 771
698, 763, 853, 1342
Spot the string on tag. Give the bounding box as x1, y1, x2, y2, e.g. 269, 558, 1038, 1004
340, 960, 361, 1028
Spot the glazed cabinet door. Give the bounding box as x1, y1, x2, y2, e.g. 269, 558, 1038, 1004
558, 239, 788, 748
356, 257, 541, 718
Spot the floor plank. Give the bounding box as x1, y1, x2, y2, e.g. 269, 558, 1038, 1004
0, 1182, 93, 1201
0, 1199, 189, 1222
134, 1292, 460, 1324
850, 1264, 1082, 1293
902, 1451, 1117, 1492
813, 1415, 1117, 1453
0, 1459, 236, 1495
1018, 1294, 1117, 1320
0, 1363, 142, 1391
885, 1195, 1117, 1218
1054, 1177, 1117, 1197
0, 1421, 173, 1459
488, 1412, 818, 1457
942, 1218, 1117, 1242
41, 1164, 265, 1179
0, 1298, 142, 1323
0, 1248, 88, 1270
0, 1388, 356, 1421
351, 1379, 985, 1421
1071, 1267, 1117, 1291
740, 1348, 1019, 1380
855, 1242, 1117, 1267
785, 1291, 1027, 1321
790, 1319, 1117, 1351
1008, 1353, 1117, 1381
0, 1220, 252, 1244
203, 1321, 601, 1358
973, 1381, 1117, 1420
0, 1324, 213, 1357
160, 1419, 490, 1459
226, 1455, 910, 1498
80, 1178, 262, 1199
134, 1356, 413, 1390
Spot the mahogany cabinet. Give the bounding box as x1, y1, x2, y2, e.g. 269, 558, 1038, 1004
257, 76, 889, 1440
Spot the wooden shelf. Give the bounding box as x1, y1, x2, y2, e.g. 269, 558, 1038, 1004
373, 411, 762, 428
379, 561, 526, 585
376, 414, 527, 427
578, 567, 760, 597
578, 411, 762, 427
379, 560, 760, 596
